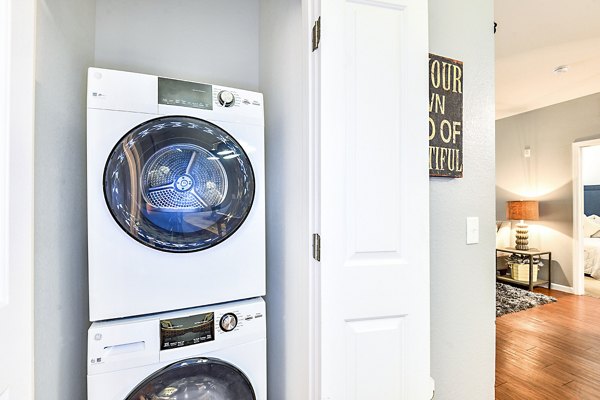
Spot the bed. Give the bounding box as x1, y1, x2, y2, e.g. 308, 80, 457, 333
583, 185, 600, 279
584, 185, 600, 216
583, 213, 600, 279
584, 237, 600, 279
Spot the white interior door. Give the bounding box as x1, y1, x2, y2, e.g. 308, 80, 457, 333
319, 0, 432, 398
0, 0, 36, 398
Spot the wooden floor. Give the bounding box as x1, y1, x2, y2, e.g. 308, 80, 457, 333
496, 288, 600, 399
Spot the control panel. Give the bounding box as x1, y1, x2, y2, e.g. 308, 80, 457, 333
88, 298, 265, 374
157, 75, 262, 110
160, 312, 214, 350
215, 307, 264, 335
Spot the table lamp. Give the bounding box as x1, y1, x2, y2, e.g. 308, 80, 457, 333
506, 200, 539, 251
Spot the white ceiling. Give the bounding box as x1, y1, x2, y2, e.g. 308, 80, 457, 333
495, 0, 600, 120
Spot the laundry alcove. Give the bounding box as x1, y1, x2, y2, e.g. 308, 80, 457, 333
36, 1, 312, 398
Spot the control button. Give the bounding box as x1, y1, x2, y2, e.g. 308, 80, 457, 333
220, 313, 238, 332
217, 90, 235, 107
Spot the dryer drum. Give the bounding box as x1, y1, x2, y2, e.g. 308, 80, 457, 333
141, 143, 229, 211
125, 357, 256, 400
104, 115, 255, 253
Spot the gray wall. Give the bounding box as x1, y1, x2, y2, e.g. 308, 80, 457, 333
95, 0, 259, 90
34, 0, 96, 399
259, 1, 309, 399
428, 0, 497, 399
496, 93, 600, 287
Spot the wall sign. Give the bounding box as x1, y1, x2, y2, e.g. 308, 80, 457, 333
429, 53, 463, 178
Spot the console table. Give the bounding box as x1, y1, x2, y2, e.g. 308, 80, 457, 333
496, 247, 551, 291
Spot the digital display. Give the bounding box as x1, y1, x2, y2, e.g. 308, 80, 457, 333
160, 312, 214, 350
158, 77, 213, 110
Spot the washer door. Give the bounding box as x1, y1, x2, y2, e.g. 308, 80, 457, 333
104, 116, 255, 253
125, 357, 256, 400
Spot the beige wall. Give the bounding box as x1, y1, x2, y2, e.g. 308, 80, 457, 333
429, 0, 496, 398
496, 92, 600, 287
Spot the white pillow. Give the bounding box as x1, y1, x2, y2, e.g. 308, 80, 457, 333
583, 216, 600, 238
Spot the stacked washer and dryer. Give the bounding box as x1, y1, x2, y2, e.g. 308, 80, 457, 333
86, 68, 266, 399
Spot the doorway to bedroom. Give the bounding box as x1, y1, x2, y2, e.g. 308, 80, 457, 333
572, 139, 600, 298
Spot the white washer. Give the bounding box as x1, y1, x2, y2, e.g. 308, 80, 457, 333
87, 68, 265, 321
88, 297, 266, 400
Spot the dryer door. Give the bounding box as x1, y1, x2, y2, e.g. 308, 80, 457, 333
104, 115, 255, 253
125, 357, 256, 400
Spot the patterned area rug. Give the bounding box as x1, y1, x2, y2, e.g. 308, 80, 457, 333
496, 282, 557, 317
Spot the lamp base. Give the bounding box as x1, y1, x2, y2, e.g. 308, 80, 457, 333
514, 222, 529, 251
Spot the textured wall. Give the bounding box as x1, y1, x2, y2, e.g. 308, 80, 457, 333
496, 93, 600, 287
428, 0, 497, 398
34, 0, 96, 398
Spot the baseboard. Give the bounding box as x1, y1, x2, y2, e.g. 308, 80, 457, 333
549, 283, 575, 294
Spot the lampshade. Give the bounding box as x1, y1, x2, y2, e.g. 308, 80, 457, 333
506, 200, 539, 221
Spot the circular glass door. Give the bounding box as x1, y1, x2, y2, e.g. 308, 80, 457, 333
125, 358, 256, 400
104, 116, 255, 253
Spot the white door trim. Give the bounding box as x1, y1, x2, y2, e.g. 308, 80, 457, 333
571, 138, 600, 296
0, 0, 10, 309
0, 0, 36, 397
308, 0, 321, 398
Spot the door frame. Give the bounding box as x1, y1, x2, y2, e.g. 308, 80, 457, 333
571, 138, 600, 296
0, 0, 36, 397
308, 0, 321, 398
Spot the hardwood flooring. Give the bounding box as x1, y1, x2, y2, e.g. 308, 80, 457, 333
496, 288, 600, 399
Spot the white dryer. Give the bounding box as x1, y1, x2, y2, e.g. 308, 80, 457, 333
88, 297, 266, 400
87, 68, 265, 321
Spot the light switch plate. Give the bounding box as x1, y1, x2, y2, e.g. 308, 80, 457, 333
466, 217, 479, 244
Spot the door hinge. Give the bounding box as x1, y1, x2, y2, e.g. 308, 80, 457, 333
312, 17, 321, 52
312, 233, 321, 261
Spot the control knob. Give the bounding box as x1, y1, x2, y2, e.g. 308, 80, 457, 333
220, 313, 238, 332
217, 90, 235, 107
